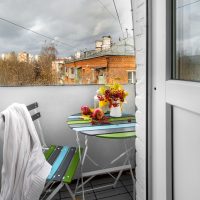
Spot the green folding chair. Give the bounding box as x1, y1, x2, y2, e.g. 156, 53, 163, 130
27, 102, 83, 200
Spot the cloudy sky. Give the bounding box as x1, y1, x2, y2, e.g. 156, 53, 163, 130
0, 0, 133, 57
176, 0, 200, 56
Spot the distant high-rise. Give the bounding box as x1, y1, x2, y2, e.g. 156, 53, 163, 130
17, 52, 29, 63
1, 52, 16, 60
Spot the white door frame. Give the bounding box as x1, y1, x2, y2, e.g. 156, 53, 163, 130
149, 0, 173, 200
150, 0, 200, 200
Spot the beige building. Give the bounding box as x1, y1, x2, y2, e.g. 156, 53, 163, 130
1, 52, 16, 60
17, 52, 29, 63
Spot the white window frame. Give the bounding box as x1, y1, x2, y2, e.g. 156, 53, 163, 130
127, 70, 136, 84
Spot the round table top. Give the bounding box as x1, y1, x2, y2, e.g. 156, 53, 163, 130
67, 113, 136, 139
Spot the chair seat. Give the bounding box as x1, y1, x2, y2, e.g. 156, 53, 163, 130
44, 145, 82, 184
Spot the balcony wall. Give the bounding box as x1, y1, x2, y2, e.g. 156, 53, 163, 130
0, 84, 135, 177
133, 0, 147, 199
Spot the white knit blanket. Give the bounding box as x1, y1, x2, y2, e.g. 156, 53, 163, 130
0, 103, 51, 200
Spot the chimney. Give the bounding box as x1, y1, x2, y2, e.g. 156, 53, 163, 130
102, 36, 112, 50
75, 51, 81, 59
95, 40, 103, 51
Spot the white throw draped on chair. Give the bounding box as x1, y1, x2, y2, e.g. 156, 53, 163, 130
0, 103, 51, 200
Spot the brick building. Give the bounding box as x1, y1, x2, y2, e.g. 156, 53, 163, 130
63, 37, 135, 84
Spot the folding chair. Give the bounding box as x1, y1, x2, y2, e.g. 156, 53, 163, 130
27, 102, 82, 200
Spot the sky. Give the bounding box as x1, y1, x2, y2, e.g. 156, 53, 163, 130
0, 0, 133, 57
177, 0, 200, 56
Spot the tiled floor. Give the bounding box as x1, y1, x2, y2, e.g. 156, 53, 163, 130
50, 171, 134, 200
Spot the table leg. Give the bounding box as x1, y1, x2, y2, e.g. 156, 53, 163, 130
113, 153, 130, 188
75, 132, 135, 199
76, 131, 85, 200
125, 139, 136, 200
113, 139, 135, 189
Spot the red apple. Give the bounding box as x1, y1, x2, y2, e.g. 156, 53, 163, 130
92, 108, 104, 120
81, 105, 91, 115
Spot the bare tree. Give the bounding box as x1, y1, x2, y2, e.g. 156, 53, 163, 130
0, 43, 58, 86
40, 42, 58, 61
35, 42, 58, 84
0, 55, 35, 86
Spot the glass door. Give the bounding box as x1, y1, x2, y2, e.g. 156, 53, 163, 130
168, 1, 200, 199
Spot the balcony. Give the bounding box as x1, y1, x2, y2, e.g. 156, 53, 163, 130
0, 0, 139, 199
0, 84, 135, 199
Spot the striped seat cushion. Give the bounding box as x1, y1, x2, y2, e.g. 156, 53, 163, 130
44, 145, 82, 184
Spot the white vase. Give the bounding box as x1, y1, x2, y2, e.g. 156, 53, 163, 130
94, 95, 99, 109
110, 104, 122, 117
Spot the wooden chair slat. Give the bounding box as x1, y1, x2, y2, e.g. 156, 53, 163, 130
63, 148, 83, 184
52, 147, 76, 182
27, 102, 38, 111
44, 145, 56, 160
31, 112, 41, 121
47, 146, 69, 180
47, 146, 62, 165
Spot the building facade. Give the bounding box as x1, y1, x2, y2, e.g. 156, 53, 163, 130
64, 55, 135, 84
62, 37, 135, 85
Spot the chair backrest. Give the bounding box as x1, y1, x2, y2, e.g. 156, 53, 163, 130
27, 102, 47, 148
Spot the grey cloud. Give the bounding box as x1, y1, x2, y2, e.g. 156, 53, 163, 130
0, 0, 133, 56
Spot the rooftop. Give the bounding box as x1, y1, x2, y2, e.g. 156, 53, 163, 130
66, 37, 134, 64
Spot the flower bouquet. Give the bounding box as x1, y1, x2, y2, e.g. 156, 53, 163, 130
97, 83, 128, 117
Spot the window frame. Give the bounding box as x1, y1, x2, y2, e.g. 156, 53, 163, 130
127, 70, 136, 84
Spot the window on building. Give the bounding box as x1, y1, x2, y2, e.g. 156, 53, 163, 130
68, 68, 75, 79
71, 68, 74, 75
174, 0, 200, 81
91, 69, 96, 83
75, 68, 82, 84
128, 71, 136, 84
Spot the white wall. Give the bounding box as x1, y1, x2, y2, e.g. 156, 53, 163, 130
0, 84, 135, 176
133, 0, 147, 199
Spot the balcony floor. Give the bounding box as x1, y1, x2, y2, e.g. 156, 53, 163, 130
52, 171, 134, 200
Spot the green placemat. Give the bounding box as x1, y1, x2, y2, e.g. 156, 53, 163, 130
96, 131, 136, 139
